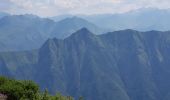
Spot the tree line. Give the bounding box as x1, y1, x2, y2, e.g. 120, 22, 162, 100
0, 76, 83, 100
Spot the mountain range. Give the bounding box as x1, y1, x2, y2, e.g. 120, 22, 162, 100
86, 8, 170, 31
52, 8, 170, 31
1, 28, 170, 100
1, 8, 170, 52
0, 14, 104, 51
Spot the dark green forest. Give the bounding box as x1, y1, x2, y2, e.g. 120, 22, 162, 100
0, 76, 80, 100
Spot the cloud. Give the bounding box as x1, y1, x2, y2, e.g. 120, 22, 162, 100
124, 0, 170, 9
0, 0, 13, 11
0, 0, 170, 16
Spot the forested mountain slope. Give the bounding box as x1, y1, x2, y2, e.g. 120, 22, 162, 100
1, 28, 170, 100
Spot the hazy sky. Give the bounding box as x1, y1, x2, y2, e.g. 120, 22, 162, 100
0, 0, 170, 17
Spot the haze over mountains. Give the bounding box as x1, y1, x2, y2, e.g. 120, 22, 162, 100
86, 8, 170, 31
0, 8, 170, 51
0, 14, 104, 51
1, 28, 170, 100
0, 12, 9, 19
1, 7, 170, 100
52, 8, 170, 31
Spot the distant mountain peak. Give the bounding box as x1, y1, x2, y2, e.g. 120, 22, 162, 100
77, 27, 92, 33
120, 29, 138, 33
69, 28, 94, 38
70, 16, 81, 19
57, 16, 89, 24
0, 14, 38, 22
